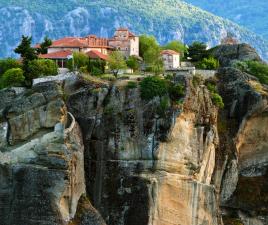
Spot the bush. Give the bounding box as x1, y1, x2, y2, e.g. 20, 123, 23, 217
126, 81, 138, 89
192, 74, 203, 87
0, 58, 22, 76
169, 83, 185, 101
196, 57, 219, 70
28, 59, 58, 79
157, 96, 170, 116
140, 76, 168, 100
99, 74, 116, 81
206, 83, 217, 93
246, 61, 268, 85
68, 52, 89, 71
126, 56, 140, 71
211, 93, 224, 108
87, 59, 105, 75
1, 68, 25, 88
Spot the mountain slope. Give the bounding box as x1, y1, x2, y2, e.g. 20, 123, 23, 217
0, 0, 268, 60
183, 0, 268, 40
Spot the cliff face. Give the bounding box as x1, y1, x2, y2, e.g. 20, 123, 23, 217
66, 76, 219, 225
1, 47, 268, 225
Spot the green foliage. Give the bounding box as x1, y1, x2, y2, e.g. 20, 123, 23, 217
126, 56, 140, 71
28, 59, 58, 79
14, 35, 38, 85
126, 81, 138, 89
99, 74, 116, 81
140, 76, 168, 100
163, 40, 187, 56
72, 52, 89, 70
0, 58, 21, 76
157, 96, 170, 116
139, 35, 159, 60
1, 68, 25, 88
211, 93, 224, 108
232, 60, 268, 85
168, 83, 185, 101
206, 83, 217, 93
87, 59, 106, 75
37, 36, 52, 54
246, 61, 268, 85
187, 41, 209, 62
196, 56, 219, 70
108, 51, 127, 77
192, 74, 203, 87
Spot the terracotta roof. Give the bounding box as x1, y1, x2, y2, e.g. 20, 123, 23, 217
161, 50, 180, 55
39, 50, 72, 59
50, 37, 88, 48
86, 50, 108, 61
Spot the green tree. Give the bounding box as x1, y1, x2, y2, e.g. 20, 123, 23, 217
87, 59, 106, 75
196, 56, 219, 70
246, 61, 268, 85
37, 36, 52, 54
0, 58, 22, 76
126, 56, 140, 71
187, 41, 209, 62
14, 35, 38, 86
67, 52, 89, 71
139, 35, 159, 59
140, 76, 168, 100
107, 51, 127, 77
1, 68, 25, 88
163, 40, 187, 57
28, 59, 58, 79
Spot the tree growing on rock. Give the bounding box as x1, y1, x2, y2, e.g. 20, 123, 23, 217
187, 41, 209, 62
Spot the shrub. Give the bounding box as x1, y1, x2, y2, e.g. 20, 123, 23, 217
196, 57, 219, 70
126, 56, 140, 71
0, 58, 22, 76
140, 76, 168, 100
211, 93, 224, 108
1, 68, 25, 88
157, 96, 170, 116
246, 61, 268, 85
68, 52, 89, 71
206, 83, 217, 93
87, 59, 105, 75
192, 74, 203, 87
169, 83, 185, 101
126, 81, 137, 89
28, 59, 58, 79
100, 74, 116, 81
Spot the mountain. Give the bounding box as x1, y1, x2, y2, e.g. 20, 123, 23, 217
0, 0, 268, 60
183, 0, 268, 40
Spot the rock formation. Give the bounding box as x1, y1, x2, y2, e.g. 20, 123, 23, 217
0, 45, 268, 225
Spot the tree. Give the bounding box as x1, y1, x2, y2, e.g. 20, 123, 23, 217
14, 35, 38, 86
87, 59, 106, 75
37, 36, 52, 54
163, 40, 187, 57
0, 58, 22, 76
28, 59, 58, 79
126, 56, 140, 71
187, 41, 209, 62
67, 52, 89, 71
1, 68, 25, 88
139, 35, 159, 60
107, 51, 127, 77
196, 57, 219, 70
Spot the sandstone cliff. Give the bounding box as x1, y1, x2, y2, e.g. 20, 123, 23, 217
0, 46, 268, 225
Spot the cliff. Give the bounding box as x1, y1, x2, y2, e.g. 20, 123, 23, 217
0, 45, 268, 225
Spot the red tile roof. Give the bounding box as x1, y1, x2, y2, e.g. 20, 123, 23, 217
161, 50, 180, 55
86, 50, 108, 61
39, 50, 72, 59
50, 37, 88, 48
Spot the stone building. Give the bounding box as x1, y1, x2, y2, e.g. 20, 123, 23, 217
161, 50, 181, 70
108, 28, 139, 57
